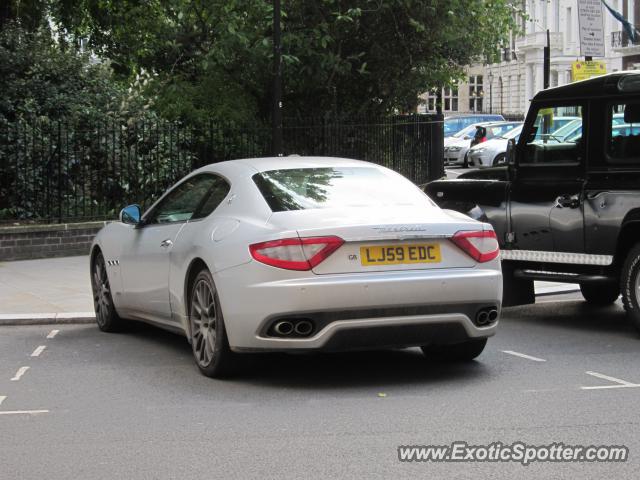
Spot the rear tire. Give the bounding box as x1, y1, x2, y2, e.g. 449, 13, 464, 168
580, 282, 619, 305
188, 268, 237, 378
91, 251, 123, 332
421, 338, 487, 362
621, 243, 640, 334
492, 153, 506, 166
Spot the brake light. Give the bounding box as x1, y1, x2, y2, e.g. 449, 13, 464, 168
249, 236, 344, 270
451, 230, 499, 263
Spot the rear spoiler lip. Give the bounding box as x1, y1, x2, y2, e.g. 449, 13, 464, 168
297, 233, 456, 242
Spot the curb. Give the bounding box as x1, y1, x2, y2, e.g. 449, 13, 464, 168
0, 312, 95, 326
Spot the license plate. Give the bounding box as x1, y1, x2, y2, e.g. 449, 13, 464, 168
360, 243, 442, 266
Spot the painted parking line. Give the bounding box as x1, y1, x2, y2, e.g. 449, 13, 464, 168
0, 410, 49, 416
46, 329, 60, 339
502, 350, 547, 362
581, 371, 640, 390
10, 367, 30, 382
30, 345, 47, 357
0, 396, 6, 407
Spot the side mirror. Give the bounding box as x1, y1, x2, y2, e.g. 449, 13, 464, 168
505, 138, 516, 165
119, 204, 142, 225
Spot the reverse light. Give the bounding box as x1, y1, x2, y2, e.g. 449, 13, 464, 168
249, 236, 344, 271
451, 230, 499, 263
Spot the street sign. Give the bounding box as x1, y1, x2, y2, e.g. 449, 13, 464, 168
577, 0, 605, 57
571, 60, 607, 82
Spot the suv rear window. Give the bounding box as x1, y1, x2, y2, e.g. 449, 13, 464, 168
253, 167, 430, 212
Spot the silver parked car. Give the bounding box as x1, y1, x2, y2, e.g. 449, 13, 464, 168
444, 121, 521, 167
468, 124, 523, 168
91, 157, 502, 377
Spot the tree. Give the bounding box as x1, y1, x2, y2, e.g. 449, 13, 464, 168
53, 1, 521, 122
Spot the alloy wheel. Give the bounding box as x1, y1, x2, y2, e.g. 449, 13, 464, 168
92, 256, 112, 327
190, 278, 217, 367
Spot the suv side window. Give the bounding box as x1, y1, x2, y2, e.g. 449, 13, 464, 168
607, 102, 640, 163
144, 174, 218, 225
521, 105, 584, 165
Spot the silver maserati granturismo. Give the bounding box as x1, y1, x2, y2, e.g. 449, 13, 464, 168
90, 157, 502, 377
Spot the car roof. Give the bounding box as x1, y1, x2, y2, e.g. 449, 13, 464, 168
195, 156, 376, 175
533, 71, 640, 101
445, 114, 503, 119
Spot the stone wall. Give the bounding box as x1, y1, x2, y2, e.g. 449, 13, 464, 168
0, 222, 107, 261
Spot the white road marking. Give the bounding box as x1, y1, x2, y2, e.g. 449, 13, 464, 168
31, 345, 46, 357
0, 410, 49, 416
46, 329, 60, 339
0, 396, 6, 406
581, 371, 640, 390
10, 367, 29, 381
502, 350, 546, 362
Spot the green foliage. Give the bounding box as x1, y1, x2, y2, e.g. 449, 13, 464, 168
52, 1, 521, 121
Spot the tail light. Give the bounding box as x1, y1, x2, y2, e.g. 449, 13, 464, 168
249, 236, 344, 271
451, 230, 499, 263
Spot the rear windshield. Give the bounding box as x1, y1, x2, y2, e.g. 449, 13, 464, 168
253, 167, 430, 212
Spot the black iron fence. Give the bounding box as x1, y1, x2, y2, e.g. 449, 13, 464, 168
0, 115, 443, 224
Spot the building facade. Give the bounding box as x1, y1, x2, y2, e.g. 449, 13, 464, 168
419, 0, 640, 117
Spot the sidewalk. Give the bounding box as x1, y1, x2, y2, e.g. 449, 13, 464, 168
0, 255, 579, 324
0, 256, 94, 324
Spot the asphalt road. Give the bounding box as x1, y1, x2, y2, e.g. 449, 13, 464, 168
2, 294, 640, 479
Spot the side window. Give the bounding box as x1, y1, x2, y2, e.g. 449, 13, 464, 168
608, 102, 640, 163
521, 105, 584, 165
145, 175, 217, 225
192, 176, 231, 219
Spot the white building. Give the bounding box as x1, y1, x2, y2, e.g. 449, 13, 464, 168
420, 0, 640, 117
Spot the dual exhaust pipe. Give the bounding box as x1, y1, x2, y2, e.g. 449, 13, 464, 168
476, 308, 498, 326
273, 319, 314, 337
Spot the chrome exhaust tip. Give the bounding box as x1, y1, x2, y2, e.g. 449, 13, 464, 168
294, 320, 313, 336
274, 321, 294, 336
488, 309, 498, 322
476, 311, 490, 326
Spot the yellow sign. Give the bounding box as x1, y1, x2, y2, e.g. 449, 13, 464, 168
571, 60, 607, 82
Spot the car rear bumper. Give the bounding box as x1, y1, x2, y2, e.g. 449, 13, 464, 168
215, 263, 502, 351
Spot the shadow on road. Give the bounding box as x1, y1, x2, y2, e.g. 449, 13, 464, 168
503, 299, 637, 338
100, 321, 493, 390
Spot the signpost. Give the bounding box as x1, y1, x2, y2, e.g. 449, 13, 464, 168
577, 0, 605, 57
571, 60, 607, 82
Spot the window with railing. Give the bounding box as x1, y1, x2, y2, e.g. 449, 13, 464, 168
612, 28, 640, 48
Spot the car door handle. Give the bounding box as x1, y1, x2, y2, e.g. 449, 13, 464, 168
160, 239, 173, 248
556, 195, 580, 209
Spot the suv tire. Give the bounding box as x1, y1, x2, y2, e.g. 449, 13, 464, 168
621, 243, 640, 334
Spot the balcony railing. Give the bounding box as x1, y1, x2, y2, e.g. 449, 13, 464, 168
612, 28, 640, 48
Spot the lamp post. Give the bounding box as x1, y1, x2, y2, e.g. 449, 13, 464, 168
272, 0, 283, 156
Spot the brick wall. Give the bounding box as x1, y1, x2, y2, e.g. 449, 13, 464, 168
0, 222, 108, 261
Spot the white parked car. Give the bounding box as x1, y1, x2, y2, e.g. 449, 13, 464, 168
468, 125, 523, 168
445, 121, 521, 167
91, 157, 502, 378
443, 123, 483, 166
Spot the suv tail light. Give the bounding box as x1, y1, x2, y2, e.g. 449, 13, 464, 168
451, 230, 499, 263
249, 236, 344, 271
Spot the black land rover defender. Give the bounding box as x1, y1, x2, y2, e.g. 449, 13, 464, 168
425, 71, 640, 331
